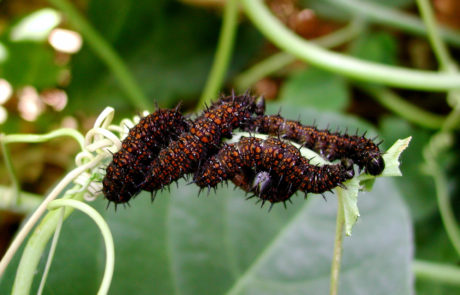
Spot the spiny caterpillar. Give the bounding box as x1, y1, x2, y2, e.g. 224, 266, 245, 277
102, 108, 188, 203
142, 93, 264, 193
246, 115, 384, 175
102, 93, 384, 207
194, 137, 355, 207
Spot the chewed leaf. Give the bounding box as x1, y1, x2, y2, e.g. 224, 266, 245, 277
342, 137, 411, 235
340, 177, 360, 236
381, 136, 412, 177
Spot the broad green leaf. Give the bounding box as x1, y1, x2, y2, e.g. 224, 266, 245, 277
0, 178, 411, 294
349, 31, 398, 65
66, 1, 263, 113
0, 42, 64, 89
279, 67, 349, 111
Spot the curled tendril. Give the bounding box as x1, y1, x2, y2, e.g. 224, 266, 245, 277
0, 107, 150, 279
73, 107, 149, 201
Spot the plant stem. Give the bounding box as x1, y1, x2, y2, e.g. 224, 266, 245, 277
432, 166, 460, 256
0, 154, 105, 279
46, 199, 115, 295
413, 260, 460, 286
358, 85, 445, 129
416, 0, 460, 258
416, 0, 453, 71
11, 193, 85, 295
2, 128, 85, 150
324, 0, 460, 47
234, 53, 295, 91
1, 137, 20, 204
234, 19, 364, 90
198, 0, 239, 108
329, 190, 345, 295
239, 0, 460, 91
0, 186, 42, 214
37, 208, 64, 295
47, 0, 149, 110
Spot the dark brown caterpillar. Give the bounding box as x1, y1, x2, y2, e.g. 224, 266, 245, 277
246, 115, 384, 175
141, 94, 265, 193
102, 107, 188, 204
194, 136, 355, 206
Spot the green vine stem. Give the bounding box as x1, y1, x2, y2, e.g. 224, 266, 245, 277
1, 106, 137, 293
1, 137, 20, 204
234, 52, 295, 91
239, 0, 460, 91
325, 0, 460, 48
357, 85, 445, 130
198, 0, 238, 108
416, 0, 454, 72
47, 0, 149, 110
329, 188, 345, 295
10, 192, 84, 295
0, 128, 88, 276
424, 132, 460, 257
2, 128, 85, 151
43, 199, 115, 295
431, 159, 460, 257
0, 154, 105, 279
413, 260, 460, 286
0, 186, 42, 214
37, 208, 64, 295
0, 128, 84, 212
234, 19, 364, 90
416, 0, 460, 258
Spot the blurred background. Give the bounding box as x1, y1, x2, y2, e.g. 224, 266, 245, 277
0, 0, 459, 294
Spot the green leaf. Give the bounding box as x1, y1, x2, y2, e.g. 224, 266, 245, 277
66, 1, 263, 113
0, 178, 411, 294
0, 41, 64, 89
279, 67, 349, 111
342, 137, 411, 235
340, 178, 360, 236
349, 31, 398, 65
381, 136, 412, 177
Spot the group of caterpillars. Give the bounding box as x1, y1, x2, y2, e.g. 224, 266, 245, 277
102, 93, 384, 209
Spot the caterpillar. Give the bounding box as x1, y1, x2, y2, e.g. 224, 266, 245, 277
246, 115, 384, 175
141, 93, 265, 193
102, 107, 188, 204
194, 136, 355, 206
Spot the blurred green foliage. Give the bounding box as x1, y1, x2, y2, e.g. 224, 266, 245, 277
67, 0, 263, 112
0, 0, 459, 294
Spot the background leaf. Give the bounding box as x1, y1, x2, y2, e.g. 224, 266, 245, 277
279, 67, 349, 111
0, 41, 64, 89
380, 117, 437, 220
66, 1, 263, 113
